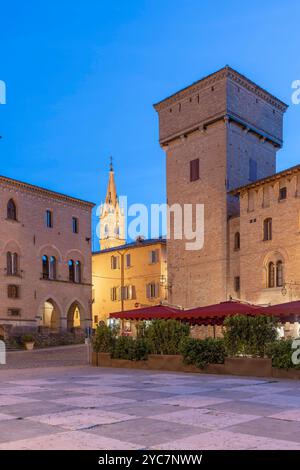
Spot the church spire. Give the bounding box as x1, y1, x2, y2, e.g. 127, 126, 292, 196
105, 156, 117, 206
99, 157, 126, 250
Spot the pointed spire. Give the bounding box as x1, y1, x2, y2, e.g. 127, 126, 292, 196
105, 156, 118, 205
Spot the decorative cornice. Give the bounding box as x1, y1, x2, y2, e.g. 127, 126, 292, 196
159, 112, 283, 148
0, 175, 95, 209
153, 66, 288, 112
229, 164, 300, 196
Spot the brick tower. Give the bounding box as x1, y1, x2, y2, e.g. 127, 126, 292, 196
154, 66, 287, 308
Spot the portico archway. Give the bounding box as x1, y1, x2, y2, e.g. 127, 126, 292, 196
67, 301, 83, 330
42, 299, 60, 330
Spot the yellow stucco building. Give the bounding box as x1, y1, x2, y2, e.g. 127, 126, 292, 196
92, 164, 167, 328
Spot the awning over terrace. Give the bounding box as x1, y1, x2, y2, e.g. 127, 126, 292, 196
109, 300, 300, 325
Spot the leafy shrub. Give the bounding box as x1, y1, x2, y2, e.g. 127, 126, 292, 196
111, 336, 148, 361
223, 315, 278, 357
141, 320, 190, 355
266, 339, 300, 369
180, 337, 226, 369
92, 323, 118, 353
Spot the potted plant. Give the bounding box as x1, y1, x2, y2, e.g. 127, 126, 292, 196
23, 334, 35, 351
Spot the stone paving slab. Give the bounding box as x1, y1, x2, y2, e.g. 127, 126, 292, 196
0, 351, 299, 450
0, 430, 141, 450
27, 409, 137, 430
151, 408, 259, 430
153, 429, 300, 450
227, 416, 300, 443
83, 417, 205, 447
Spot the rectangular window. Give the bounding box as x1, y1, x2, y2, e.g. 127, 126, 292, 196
122, 285, 134, 300
234, 276, 240, 292
149, 249, 159, 264
279, 187, 287, 200
146, 282, 160, 299
7, 308, 21, 317
94, 315, 98, 325
7, 285, 19, 299
248, 190, 254, 212
125, 253, 131, 268
190, 158, 200, 182
72, 217, 79, 233
111, 255, 119, 270
45, 210, 53, 228
111, 287, 118, 301
263, 218, 272, 241
249, 158, 257, 182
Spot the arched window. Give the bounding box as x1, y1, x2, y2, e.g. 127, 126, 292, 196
104, 224, 109, 237
49, 256, 56, 280
7, 252, 19, 276
42, 255, 49, 279
268, 262, 275, 288
68, 260, 75, 282
263, 218, 272, 241
75, 260, 81, 283
234, 232, 240, 250
7, 199, 17, 220
276, 260, 283, 287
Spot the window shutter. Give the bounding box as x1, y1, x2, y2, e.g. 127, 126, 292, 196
249, 158, 257, 182
128, 285, 132, 300
117, 286, 121, 301
131, 285, 136, 300
190, 158, 199, 182
155, 283, 160, 298
146, 283, 150, 299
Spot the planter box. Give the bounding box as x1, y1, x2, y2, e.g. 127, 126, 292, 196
225, 357, 272, 377
96, 352, 226, 374
272, 368, 300, 380
91, 352, 98, 366
93, 353, 300, 379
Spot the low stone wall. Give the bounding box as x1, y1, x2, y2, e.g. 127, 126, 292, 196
91, 352, 300, 379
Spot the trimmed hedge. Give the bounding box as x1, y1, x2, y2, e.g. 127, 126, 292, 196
223, 315, 278, 357
92, 318, 299, 371
141, 319, 190, 355
93, 323, 117, 353
111, 336, 149, 361
267, 339, 300, 369
180, 337, 226, 369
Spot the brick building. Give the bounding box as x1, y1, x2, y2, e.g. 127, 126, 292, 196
154, 66, 300, 321
0, 175, 94, 337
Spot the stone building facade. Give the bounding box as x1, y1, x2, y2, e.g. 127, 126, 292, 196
0, 175, 94, 336
154, 66, 299, 311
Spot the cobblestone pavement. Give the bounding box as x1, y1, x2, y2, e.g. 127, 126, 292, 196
0, 353, 300, 450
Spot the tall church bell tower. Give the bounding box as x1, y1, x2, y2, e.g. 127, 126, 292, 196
99, 159, 126, 250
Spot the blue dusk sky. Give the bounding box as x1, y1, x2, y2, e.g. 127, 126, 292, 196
1, 0, 300, 249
